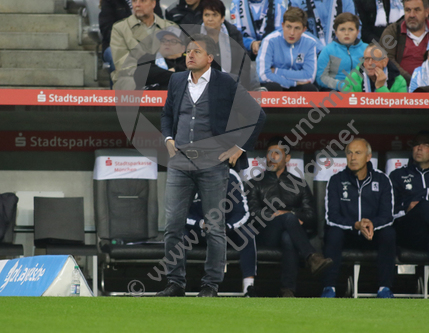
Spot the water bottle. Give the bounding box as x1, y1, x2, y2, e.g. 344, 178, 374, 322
71, 265, 81, 296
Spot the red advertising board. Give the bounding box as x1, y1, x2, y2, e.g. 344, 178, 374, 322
1, 88, 429, 108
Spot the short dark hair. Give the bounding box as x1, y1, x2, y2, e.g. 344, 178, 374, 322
186, 34, 216, 57
200, 0, 225, 18
403, 0, 429, 9
283, 7, 307, 27
266, 136, 291, 154
412, 130, 429, 146
333, 12, 360, 31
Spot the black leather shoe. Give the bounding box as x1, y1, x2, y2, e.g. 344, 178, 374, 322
197, 285, 218, 297
244, 285, 257, 297
307, 253, 333, 276
280, 288, 295, 298
156, 282, 185, 297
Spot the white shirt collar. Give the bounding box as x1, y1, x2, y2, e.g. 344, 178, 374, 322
407, 25, 429, 46
187, 67, 212, 84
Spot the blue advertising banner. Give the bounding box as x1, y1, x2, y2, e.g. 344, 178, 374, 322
0, 255, 68, 296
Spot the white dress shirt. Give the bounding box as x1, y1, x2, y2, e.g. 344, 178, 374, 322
187, 67, 211, 103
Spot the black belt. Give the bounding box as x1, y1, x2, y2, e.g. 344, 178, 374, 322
181, 149, 221, 160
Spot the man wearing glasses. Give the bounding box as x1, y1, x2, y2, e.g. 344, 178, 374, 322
134, 26, 187, 89
390, 130, 429, 254
343, 43, 407, 92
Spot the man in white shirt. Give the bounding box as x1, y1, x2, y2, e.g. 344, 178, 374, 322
158, 34, 266, 297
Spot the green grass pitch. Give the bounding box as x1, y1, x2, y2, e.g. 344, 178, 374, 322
1, 297, 428, 332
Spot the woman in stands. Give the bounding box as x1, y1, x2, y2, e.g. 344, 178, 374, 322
199, 0, 251, 88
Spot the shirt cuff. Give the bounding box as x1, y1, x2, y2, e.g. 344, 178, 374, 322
236, 145, 245, 152
165, 136, 173, 143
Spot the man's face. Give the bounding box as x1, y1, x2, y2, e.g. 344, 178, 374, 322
132, 0, 155, 20
404, 0, 429, 32
363, 46, 388, 77
335, 21, 359, 45
203, 9, 225, 31
159, 34, 185, 58
412, 139, 429, 167
282, 20, 306, 44
346, 140, 371, 173
266, 145, 290, 173
186, 41, 213, 71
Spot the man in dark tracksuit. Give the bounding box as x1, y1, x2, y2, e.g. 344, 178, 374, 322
390, 130, 429, 252
247, 136, 333, 297
322, 138, 396, 298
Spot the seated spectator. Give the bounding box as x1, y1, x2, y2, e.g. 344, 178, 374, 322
185, 169, 257, 297
316, 12, 368, 91
380, 0, 429, 85
199, 0, 251, 88
354, 0, 404, 43
322, 138, 396, 298
110, 0, 176, 88
410, 44, 429, 92
99, 0, 163, 73
247, 136, 332, 298
390, 130, 429, 253
165, 0, 203, 25
134, 26, 187, 90
288, 0, 357, 46
343, 43, 408, 92
256, 7, 319, 91
230, 0, 287, 59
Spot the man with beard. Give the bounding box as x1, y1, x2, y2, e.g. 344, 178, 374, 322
380, 0, 429, 84
247, 136, 332, 297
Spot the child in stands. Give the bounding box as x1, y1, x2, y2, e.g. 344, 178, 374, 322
316, 13, 367, 91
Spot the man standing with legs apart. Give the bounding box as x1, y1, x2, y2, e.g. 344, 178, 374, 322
322, 138, 396, 298
157, 34, 266, 297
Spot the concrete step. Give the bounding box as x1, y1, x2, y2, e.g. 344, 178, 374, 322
0, 0, 56, 14
0, 32, 69, 50
0, 68, 84, 87
0, 50, 99, 87
0, 14, 86, 49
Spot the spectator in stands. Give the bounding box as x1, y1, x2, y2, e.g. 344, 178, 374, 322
410, 44, 429, 91
343, 43, 408, 92
230, 0, 287, 59
134, 26, 187, 90
322, 138, 396, 298
380, 0, 429, 84
110, 0, 176, 88
390, 130, 429, 253
287, 0, 357, 47
354, 0, 404, 43
165, 0, 203, 25
186, 169, 257, 297
247, 136, 332, 297
99, 0, 162, 73
316, 13, 367, 91
199, 0, 250, 88
256, 7, 319, 91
